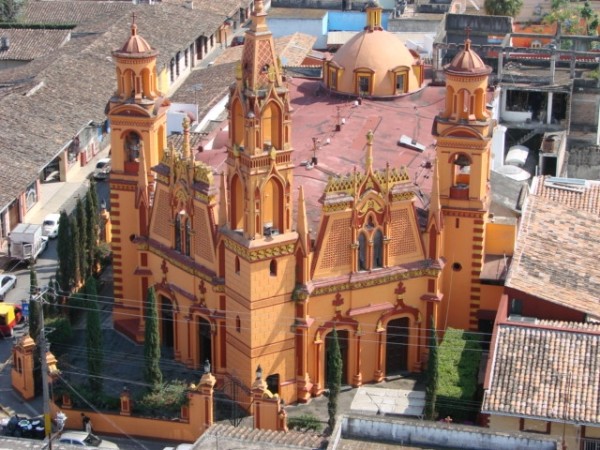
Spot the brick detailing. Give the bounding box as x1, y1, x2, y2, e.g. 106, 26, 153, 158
320, 218, 351, 269
469, 218, 485, 330
194, 205, 213, 263
389, 209, 417, 256
152, 190, 171, 240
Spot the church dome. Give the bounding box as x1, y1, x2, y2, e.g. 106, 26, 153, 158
445, 39, 491, 76
323, 4, 423, 98
114, 23, 157, 57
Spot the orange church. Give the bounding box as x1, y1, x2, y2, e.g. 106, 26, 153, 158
106, 1, 511, 406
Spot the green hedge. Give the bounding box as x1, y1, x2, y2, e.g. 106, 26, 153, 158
436, 328, 482, 422
0, 23, 76, 29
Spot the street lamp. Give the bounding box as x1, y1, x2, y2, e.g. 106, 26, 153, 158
203, 359, 211, 375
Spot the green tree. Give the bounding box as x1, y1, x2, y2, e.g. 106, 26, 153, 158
424, 319, 439, 420
0, 0, 21, 22
76, 198, 88, 279
143, 286, 162, 390
56, 211, 74, 293
484, 0, 523, 18
85, 276, 103, 393
71, 215, 82, 287
28, 266, 41, 343
85, 186, 100, 273
326, 328, 342, 431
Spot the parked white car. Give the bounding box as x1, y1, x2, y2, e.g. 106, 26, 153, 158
57, 431, 120, 449
93, 158, 111, 180
0, 274, 17, 301
42, 213, 61, 238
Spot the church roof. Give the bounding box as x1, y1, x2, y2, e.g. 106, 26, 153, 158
445, 39, 491, 76
115, 23, 155, 56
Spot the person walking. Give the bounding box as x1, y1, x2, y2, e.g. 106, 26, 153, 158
81, 413, 92, 433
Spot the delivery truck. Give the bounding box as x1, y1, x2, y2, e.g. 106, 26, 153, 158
8, 223, 48, 264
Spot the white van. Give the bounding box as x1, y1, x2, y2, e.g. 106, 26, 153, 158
94, 158, 111, 180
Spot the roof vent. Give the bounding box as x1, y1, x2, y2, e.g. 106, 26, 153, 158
1, 37, 9, 50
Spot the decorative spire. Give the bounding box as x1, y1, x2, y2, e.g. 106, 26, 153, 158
138, 141, 148, 193
250, 0, 268, 33
365, 130, 374, 172
218, 172, 228, 228
428, 158, 442, 232
182, 117, 191, 160
297, 186, 309, 252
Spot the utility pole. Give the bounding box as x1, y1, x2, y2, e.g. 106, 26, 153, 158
29, 285, 53, 449
39, 298, 53, 450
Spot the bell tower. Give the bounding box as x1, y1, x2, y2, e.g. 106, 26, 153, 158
220, 0, 298, 401
108, 16, 168, 326
432, 37, 494, 331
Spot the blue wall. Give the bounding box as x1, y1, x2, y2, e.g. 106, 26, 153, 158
328, 11, 389, 32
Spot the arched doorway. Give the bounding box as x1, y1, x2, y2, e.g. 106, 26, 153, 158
197, 317, 212, 367
325, 330, 349, 386
160, 296, 174, 348
386, 317, 409, 375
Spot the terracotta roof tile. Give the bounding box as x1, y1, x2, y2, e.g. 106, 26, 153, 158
483, 321, 600, 424
534, 175, 600, 215
0, 3, 227, 210
0, 29, 71, 61
505, 194, 600, 317
195, 423, 325, 449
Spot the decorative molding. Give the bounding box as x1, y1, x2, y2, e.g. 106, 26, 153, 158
223, 237, 295, 262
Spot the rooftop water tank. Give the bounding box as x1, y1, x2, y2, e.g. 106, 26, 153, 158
505, 145, 529, 168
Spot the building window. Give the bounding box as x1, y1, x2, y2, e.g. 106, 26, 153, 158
184, 49, 189, 67
176, 52, 181, 77
125, 131, 141, 162
269, 259, 277, 276
373, 229, 383, 268
510, 298, 523, 315
358, 233, 367, 271
358, 76, 370, 95
395, 74, 406, 93
174, 211, 191, 255
170, 59, 175, 82
235, 256, 240, 274
329, 68, 337, 90
236, 315, 241, 332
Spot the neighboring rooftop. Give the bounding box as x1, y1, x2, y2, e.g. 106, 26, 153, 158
505, 193, 600, 317
193, 423, 325, 449
532, 175, 600, 214
483, 320, 600, 425
0, 29, 71, 62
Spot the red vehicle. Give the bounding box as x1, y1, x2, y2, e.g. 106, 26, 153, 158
0, 303, 24, 337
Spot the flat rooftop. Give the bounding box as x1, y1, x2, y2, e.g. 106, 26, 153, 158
195, 77, 444, 236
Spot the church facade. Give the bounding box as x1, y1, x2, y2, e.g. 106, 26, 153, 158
107, 1, 503, 406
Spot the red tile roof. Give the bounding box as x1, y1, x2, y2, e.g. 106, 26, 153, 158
483, 320, 600, 425
533, 175, 600, 214
194, 78, 442, 236
506, 194, 600, 317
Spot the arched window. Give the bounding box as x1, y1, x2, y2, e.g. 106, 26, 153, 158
373, 229, 383, 268
125, 131, 141, 162
269, 259, 277, 276
174, 211, 191, 255
174, 213, 182, 252
358, 233, 367, 271
235, 256, 241, 274
236, 315, 241, 332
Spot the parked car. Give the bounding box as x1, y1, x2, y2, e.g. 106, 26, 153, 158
162, 445, 193, 450
93, 158, 111, 180
42, 213, 61, 238
0, 274, 16, 300
57, 431, 120, 449
0, 303, 24, 337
